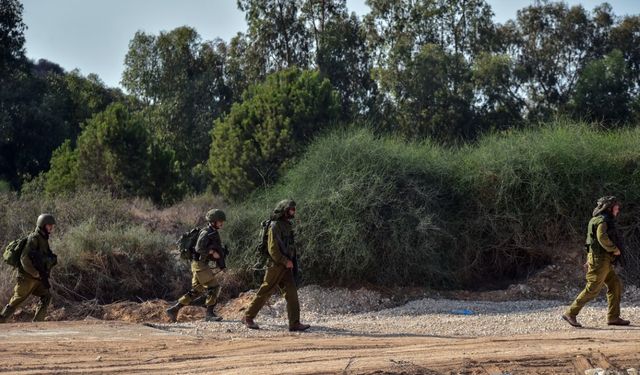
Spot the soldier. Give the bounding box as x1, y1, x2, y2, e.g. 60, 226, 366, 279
0, 214, 58, 323
562, 196, 630, 327
241, 199, 310, 332
166, 209, 226, 323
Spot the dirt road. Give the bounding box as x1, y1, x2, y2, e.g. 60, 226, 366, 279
0, 320, 638, 374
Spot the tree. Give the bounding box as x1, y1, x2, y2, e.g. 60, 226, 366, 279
238, 0, 311, 73
45, 103, 182, 204
0, 0, 26, 74
303, 0, 375, 119
570, 49, 632, 126
122, 27, 232, 180
209, 68, 339, 200
364, 0, 495, 141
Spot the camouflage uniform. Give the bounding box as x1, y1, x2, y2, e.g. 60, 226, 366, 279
166, 209, 225, 322
243, 200, 309, 331
1, 215, 57, 323
564, 196, 629, 326
177, 225, 223, 308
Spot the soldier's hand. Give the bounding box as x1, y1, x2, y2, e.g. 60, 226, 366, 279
613, 249, 621, 256
582, 262, 589, 272
285, 260, 294, 269
210, 250, 221, 259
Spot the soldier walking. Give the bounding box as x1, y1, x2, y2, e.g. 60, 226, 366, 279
562, 196, 631, 327
0, 214, 58, 323
241, 200, 309, 332
166, 209, 226, 322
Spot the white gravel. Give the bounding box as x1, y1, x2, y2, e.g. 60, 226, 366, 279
155, 285, 640, 339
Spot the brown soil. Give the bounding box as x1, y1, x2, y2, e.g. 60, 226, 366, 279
0, 320, 638, 374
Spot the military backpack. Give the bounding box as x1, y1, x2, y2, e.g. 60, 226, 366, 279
176, 227, 200, 261
256, 219, 271, 257
3, 236, 28, 268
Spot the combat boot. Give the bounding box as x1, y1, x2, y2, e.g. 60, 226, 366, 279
0, 304, 16, 323
204, 305, 222, 322
241, 316, 259, 329
289, 322, 311, 332
165, 302, 183, 323
607, 317, 630, 326
561, 314, 582, 328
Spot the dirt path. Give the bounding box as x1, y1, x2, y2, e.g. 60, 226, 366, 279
0, 320, 638, 374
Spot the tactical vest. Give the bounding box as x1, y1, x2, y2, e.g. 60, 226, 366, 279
585, 215, 611, 257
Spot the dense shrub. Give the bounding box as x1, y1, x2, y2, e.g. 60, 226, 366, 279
225, 123, 640, 288
0, 189, 188, 303
208, 68, 340, 201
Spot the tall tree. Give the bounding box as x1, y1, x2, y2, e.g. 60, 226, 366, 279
302, 0, 375, 118
238, 0, 311, 74
122, 27, 232, 187
209, 68, 339, 200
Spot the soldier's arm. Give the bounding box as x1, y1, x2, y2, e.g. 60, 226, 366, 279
20, 236, 40, 278
195, 229, 221, 257
267, 224, 289, 267
596, 222, 620, 253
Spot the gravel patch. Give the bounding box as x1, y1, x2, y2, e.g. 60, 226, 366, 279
154, 286, 640, 339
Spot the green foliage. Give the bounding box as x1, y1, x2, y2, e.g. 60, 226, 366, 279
122, 26, 231, 177
45, 103, 182, 205
0, 190, 187, 303
53, 219, 182, 303
570, 50, 632, 126
209, 68, 340, 200
0, 0, 26, 73
225, 123, 640, 287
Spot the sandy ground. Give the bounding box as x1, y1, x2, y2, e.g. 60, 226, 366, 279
0, 317, 639, 374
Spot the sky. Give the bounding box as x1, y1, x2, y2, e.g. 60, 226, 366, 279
21, 0, 640, 89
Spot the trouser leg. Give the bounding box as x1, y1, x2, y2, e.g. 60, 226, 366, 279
245, 265, 285, 319
567, 258, 608, 317
604, 268, 622, 321
278, 269, 300, 327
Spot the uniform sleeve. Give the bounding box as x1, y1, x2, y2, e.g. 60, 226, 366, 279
20, 236, 40, 278
194, 229, 222, 256
268, 223, 289, 266
596, 222, 620, 253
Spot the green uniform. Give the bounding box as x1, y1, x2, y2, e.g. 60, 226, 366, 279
245, 217, 301, 328
566, 214, 623, 320
1, 227, 57, 322
177, 225, 222, 307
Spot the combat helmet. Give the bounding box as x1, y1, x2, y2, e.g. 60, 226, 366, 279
205, 209, 226, 222
36, 213, 56, 228
592, 196, 620, 217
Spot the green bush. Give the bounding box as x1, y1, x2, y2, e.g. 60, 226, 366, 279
0, 190, 189, 303
52, 219, 184, 303
225, 122, 640, 287
209, 68, 340, 201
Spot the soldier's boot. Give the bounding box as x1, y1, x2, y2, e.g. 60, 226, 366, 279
241, 316, 259, 329
204, 305, 222, 322
561, 314, 582, 328
607, 317, 630, 326
289, 322, 311, 332
165, 302, 183, 323
0, 304, 16, 323
33, 295, 51, 322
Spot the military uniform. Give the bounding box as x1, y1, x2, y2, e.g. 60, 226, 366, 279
243, 200, 309, 331
177, 225, 223, 308
166, 209, 226, 322
567, 214, 622, 320
1, 215, 57, 323
563, 196, 629, 327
